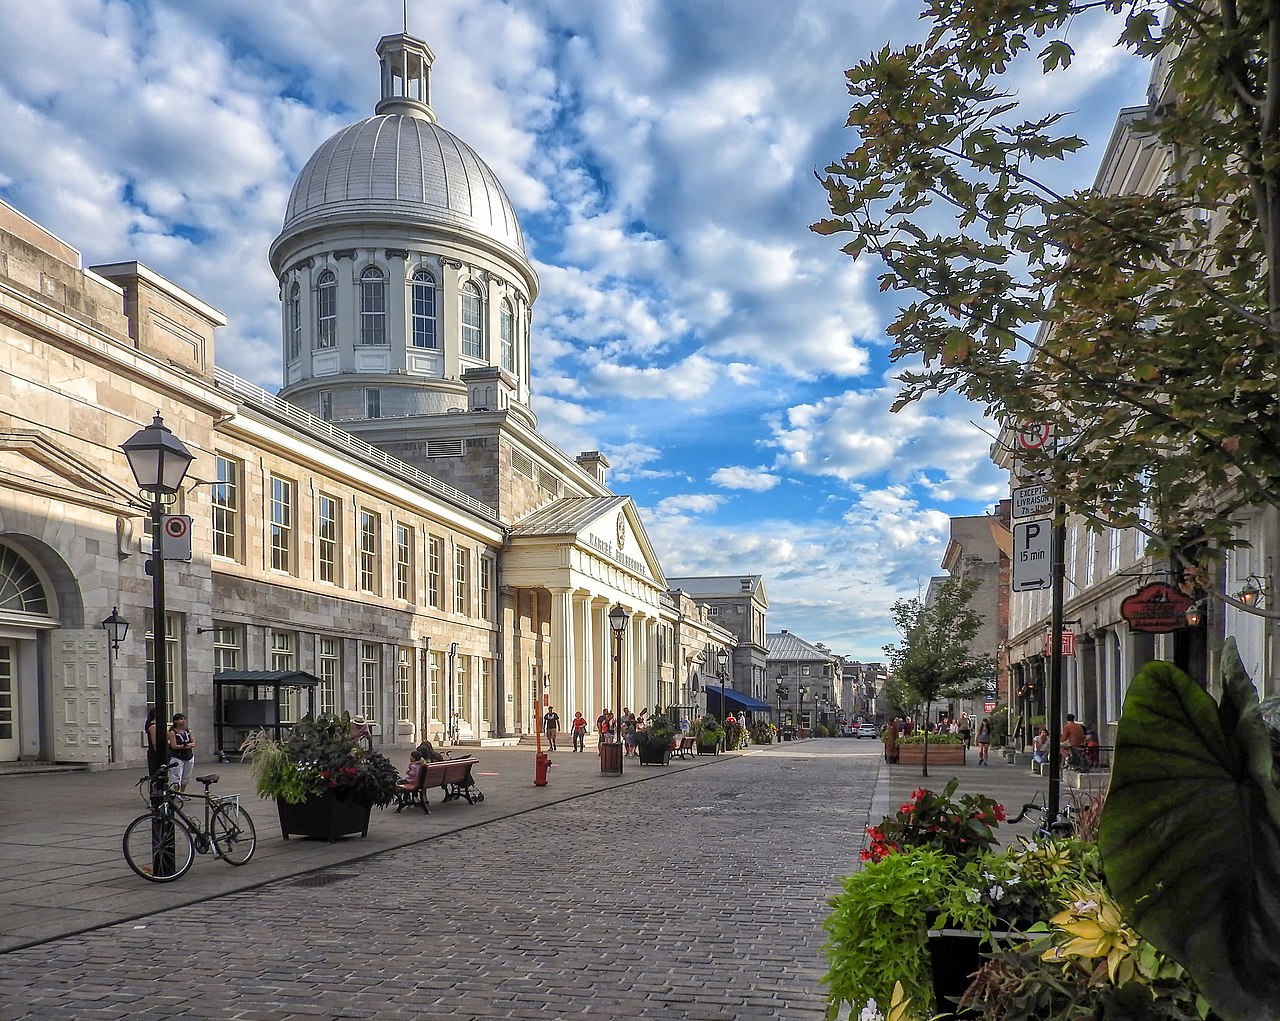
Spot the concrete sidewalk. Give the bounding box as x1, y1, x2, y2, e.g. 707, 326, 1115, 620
867, 743, 1108, 848
0, 741, 736, 952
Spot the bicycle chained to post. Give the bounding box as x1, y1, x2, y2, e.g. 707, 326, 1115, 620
123, 762, 257, 882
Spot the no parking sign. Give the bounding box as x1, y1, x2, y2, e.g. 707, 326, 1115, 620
161, 514, 192, 561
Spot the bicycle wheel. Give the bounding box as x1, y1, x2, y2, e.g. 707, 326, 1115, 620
123, 812, 196, 882
210, 803, 257, 866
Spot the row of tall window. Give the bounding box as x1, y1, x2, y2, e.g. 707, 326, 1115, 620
212, 624, 493, 728
212, 454, 493, 618
285, 267, 519, 372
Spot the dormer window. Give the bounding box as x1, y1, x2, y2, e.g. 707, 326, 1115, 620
461, 281, 484, 358
360, 266, 387, 345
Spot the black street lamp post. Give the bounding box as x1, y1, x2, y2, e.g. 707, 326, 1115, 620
602, 604, 629, 776
121, 412, 193, 877
716, 648, 729, 723
775, 672, 785, 737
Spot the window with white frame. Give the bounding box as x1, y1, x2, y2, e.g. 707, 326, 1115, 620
360, 266, 387, 345
364, 387, 381, 419
395, 523, 413, 601
478, 555, 492, 621
454, 546, 470, 615
411, 269, 437, 348
461, 281, 484, 358
456, 654, 470, 718
212, 454, 239, 561
318, 493, 340, 584
479, 657, 491, 723
288, 282, 302, 360
499, 299, 515, 372
1083, 530, 1096, 588
316, 271, 337, 349
212, 626, 241, 673
429, 649, 443, 722
318, 636, 340, 717
317, 390, 333, 421
145, 612, 182, 711
1108, 528, 1122, 574
269, 474, 294, 574
271, 630, 296, 723
359, 509, 381, 594
359, 642, 380, 721
397, 647, 413, 722
427, 534, 443, 609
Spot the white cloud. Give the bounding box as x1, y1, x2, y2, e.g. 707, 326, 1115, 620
712, 466, 780, 492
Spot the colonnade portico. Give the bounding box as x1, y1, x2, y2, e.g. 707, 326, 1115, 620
545, 587, 659, 725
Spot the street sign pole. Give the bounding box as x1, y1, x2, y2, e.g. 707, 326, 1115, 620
1047, 504, 1066, 825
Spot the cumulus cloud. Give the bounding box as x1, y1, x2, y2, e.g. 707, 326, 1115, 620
712, 466, 780, 492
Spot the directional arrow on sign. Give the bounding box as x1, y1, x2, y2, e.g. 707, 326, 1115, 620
1012, 520, 1053, 591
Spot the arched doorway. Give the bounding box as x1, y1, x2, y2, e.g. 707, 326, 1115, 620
0, 544, 53, 760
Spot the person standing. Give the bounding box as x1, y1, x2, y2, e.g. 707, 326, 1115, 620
144, 707, 161, 776
571, 711, 588, 752
542, 705, 560, 751
975, 717, 992, 766
883, 718, 899, 764
167, 713, 195, 792
1060, 713, 1087, 765
957, 714, 972, 750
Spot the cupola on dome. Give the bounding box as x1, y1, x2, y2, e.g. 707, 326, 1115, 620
277, 32, 525, 257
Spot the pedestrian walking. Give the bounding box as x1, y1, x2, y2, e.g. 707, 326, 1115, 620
542, 706, 561, 751
571, 711, 588, 752
976, 717, 992, 765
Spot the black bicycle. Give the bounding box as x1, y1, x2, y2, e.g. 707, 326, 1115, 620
123, 765, 256, 882
1008, 795, 1075, 840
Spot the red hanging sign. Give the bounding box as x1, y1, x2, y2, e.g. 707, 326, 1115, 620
1120, 583, 1193, 634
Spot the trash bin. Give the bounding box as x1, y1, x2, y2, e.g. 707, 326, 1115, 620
599, 741, 623, 776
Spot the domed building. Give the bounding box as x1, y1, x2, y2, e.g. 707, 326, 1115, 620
271, 33, 537, 436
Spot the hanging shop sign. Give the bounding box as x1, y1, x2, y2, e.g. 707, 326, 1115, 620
1043, 628, 1076, 657
1120, 583, 1194, 634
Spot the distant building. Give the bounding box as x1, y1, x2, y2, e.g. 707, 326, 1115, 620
664, 575, 770, 702
766, 629, 840, 731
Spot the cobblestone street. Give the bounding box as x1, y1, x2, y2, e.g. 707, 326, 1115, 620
0, 742, 879, 1020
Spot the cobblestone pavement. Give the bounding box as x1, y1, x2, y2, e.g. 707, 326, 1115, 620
0, 740, 880, 1021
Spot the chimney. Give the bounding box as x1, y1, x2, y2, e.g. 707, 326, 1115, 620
576, 450, 609, 485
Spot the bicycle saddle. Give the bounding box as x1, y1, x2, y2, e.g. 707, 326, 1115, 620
195, 774, 220, 785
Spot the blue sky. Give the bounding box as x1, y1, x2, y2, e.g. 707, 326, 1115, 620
0, 0, 1149, 659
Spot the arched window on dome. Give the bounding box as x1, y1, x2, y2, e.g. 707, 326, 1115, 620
411, 270, 437, 349
287, 282, 302, 361
461, 281, 485, 359
499, 299, 516, 373
360, 266, 387, 346
316, 271, 337, 349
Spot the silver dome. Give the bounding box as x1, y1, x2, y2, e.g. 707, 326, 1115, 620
281, 115, 525, 254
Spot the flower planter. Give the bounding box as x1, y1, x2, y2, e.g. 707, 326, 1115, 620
277, 793, 373, 843
894, 743, 966, 765
696, 741, 720, 755
637, 742, 671, 766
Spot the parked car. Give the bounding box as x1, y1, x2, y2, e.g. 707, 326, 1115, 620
855, 723, 879, 739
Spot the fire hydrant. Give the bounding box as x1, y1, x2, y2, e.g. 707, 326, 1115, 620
534, 751, 552, 787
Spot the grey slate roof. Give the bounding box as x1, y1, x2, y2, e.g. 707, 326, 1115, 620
666, 575, 763, 598
766, 630, 834, 662
508, 495, 628, 538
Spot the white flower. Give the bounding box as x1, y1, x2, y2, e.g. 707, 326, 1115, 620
1071, 898, 1099, 915
858, 998, 884, 1021
964, 888, 981, 903
988, 883, 1005, 899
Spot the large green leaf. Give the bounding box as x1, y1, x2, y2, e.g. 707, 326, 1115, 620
1099, 649, 1280, 1021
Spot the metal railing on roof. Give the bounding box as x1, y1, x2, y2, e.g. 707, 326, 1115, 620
213, 367, 500, 523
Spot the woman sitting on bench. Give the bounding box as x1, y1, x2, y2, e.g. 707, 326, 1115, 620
415, 739, 447, 763
397, 750, 425, 793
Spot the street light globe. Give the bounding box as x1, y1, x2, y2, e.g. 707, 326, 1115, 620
717, 648, 729, 671
608, 603, 630, 633
122, 412, 194, 496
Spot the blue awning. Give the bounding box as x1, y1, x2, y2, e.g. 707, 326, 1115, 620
707, 689, 775, 714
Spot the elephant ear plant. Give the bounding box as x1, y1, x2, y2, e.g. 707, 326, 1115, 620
1099, 639, 1280, 1021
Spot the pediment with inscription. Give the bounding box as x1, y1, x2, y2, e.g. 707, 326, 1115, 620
0, 429, 139, 511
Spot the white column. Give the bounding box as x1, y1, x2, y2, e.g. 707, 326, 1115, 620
550, 586, 576, 717
575, 593, 595, 718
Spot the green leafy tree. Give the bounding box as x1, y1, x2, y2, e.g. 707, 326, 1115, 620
883, 575, 994, 775
813, 0, 1280, 584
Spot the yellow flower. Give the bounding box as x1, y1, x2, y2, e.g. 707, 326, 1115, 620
1042, 886, 1141, 985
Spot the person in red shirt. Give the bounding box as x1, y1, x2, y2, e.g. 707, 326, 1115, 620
1061, 713, 1086, 764
571, 711, 588, 753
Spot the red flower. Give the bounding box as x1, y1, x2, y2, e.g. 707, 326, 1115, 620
995, 803, 1007, 822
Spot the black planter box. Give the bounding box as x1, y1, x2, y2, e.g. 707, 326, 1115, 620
277, 793, 373, 843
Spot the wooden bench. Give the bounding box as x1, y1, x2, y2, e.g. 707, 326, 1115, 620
674, 735, 697, 760
395, 756, 484, 813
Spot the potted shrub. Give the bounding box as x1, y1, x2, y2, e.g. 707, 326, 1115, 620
693, 715, 725, 754
636, 711, 677, 766
895, 732, 966, 766
242, 713, 399, 842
